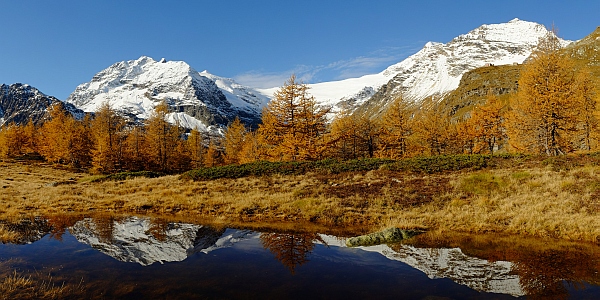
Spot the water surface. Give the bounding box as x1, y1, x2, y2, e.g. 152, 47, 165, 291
1, 216, 599, 299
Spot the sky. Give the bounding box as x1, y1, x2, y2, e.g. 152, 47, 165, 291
1, 0, 599, 100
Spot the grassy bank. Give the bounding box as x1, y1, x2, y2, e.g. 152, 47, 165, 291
1, 154, 600, 243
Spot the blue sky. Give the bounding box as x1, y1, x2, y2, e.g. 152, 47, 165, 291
1, 0, 598, 99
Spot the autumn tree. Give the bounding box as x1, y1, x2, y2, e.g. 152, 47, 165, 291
203, 138, 221, 167
260, 232, 325, 274
377, 97, 415, 158
39, 104, 92, 167
258, 75, 329, 161
573, 68, 599, 151
39, 104, 71, 163
91, 102, 126, 173
327, 108, 361, 160
238, 130, 268, 164
223, 117, 246, 165
22, 119, 39, 154
122, 125, 146, 171
187, 127, 205, 169
0, 123, 26, 157
414, 98, 459, 156
465, 93, 506, 154
143, 101, 183, 172
507, 32, 590, 155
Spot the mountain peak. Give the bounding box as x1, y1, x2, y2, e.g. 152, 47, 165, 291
67, 56, 266, 130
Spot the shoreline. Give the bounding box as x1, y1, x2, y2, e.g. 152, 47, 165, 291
1, 158, 599, 243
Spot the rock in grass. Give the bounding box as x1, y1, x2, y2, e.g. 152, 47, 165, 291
346, 228, 421, 247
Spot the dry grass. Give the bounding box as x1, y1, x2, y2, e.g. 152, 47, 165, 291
0, 259, 82, 299
1, 159, 600, 242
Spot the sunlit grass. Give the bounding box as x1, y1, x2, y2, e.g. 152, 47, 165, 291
1, 158, 600, 242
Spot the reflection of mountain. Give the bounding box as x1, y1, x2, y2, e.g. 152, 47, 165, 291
71, 217, 226, 266
319, 235, 523, 297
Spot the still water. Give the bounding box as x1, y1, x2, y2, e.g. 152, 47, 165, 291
1, 215, 599, 299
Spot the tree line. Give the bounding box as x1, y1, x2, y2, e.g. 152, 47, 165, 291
0, 34, 597, 173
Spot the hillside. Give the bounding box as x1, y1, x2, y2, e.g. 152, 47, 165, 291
433, 26, 600, 121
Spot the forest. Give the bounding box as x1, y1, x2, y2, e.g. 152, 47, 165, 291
0, 35, 597, 174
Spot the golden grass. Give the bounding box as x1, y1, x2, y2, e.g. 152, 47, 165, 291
1, 159, 600, 242
0, 259, 82, 300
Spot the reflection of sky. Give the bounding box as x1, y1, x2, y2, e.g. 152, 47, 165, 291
3, 220, 600, 299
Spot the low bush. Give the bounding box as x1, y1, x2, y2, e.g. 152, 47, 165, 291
89, 171, 165, 182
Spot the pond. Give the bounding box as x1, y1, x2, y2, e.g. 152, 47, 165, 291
1, 215, 599, 299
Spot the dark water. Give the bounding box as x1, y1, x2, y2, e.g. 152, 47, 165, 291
1, 216, 599, 299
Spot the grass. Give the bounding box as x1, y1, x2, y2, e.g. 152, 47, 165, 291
0, 260, 83, 299
1, 154, 600, 243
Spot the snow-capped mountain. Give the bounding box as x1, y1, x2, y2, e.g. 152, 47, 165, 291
319, 235, 523, 296
70, 217, 227, 266
0, 83, 84, 127
66, 56, 266, 131
68, 218, 523, 296
265, 19, 569, 115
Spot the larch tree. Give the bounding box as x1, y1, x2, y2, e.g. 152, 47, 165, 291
467, 93, 506, 154
91, 102, 126, 173
203, 138, 221, 167
122, 125, 146, 171
39, 104, 72, 164
223, 117, 247, 165
258, 75, 329, 161
327, 108, 361, 160
22, 119, 39, 154
506, 32, 586, 155
187, 127, 205, 169
573, 68, 599, 151
0, 123, 26, 158
414, 98, 458, 156
377, 97, 414, 159
144, 101, 182, 172
354, 114, 380, 158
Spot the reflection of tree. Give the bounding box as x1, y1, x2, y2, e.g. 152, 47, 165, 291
91, 215, 118, 243
513, 249, 595, 300
260, 232, 326, 274
147, 218, 169, 242
47, 214, 84, 241
402, 232, 600, 299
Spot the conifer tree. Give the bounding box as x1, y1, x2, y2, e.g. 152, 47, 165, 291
0, 123, 26, 158
507, 32, 583, 155
238, 130, 266, 164
91, 102, 126, 173
39, 104, 72, 163
144, 101, 182, 172
414, 98, 459, 156
22, 119, 38, 154
187, 127, 205, 169
327, 108, 360, 160
573, 68, 599, 151
377, 97, 414, 158
122, 125, 146, 171
467, 93, 506, 154
258, 75, 329, 161
223, 117, 246, 165
204, 138, 221, 167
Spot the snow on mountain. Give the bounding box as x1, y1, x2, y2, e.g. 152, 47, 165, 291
200, 71, 270, 112
66, 56, 265, 131
0, 83, 84, 127
70, 217, 226, 266
318, 235, 523, 296
273, 19, 569, 114
69, 218, 522, 296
